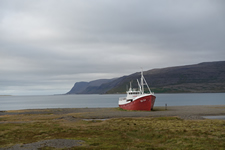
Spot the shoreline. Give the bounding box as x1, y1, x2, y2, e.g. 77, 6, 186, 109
1, 105, 225, 149
1, 105, 225, 120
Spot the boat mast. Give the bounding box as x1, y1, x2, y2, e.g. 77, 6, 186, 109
143, 76, 152, 94
141, 71, 144, 94
129, 81, 132, 91
137, 79, 141, 92
140, 70, 152, 94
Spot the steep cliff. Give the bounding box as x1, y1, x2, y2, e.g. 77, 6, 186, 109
67, 61, 225, 94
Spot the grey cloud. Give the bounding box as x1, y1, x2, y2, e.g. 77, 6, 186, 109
0, 0, 224, 95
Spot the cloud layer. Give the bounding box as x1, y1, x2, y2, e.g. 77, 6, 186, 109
0, 0, 224, 95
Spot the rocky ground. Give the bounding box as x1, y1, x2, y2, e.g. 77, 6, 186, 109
1, 105, 225, 120
1, 105, 225, 149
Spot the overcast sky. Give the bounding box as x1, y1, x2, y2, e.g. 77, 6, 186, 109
0, 0, 225, 95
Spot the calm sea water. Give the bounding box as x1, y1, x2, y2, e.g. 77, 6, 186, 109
0, 93, 225, 111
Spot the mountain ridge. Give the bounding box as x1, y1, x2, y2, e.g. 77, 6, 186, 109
66, 61, 225, 94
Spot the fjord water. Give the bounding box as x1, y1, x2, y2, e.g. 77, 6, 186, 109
0, 93, 225, 111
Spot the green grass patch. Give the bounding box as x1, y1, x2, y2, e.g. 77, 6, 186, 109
0, 114, 225, 149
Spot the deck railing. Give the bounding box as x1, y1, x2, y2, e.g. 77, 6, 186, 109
119, 97, 126, 101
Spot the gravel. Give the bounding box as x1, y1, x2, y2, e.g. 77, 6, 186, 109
0, 139, 84, 150
1, 105, 225, 120
1, 105, 225, 149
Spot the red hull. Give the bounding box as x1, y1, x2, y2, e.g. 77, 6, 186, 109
119, 95, 156, 111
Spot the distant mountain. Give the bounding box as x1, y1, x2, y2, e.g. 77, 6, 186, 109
66, 61, 225, 94
67, 78, 117, 94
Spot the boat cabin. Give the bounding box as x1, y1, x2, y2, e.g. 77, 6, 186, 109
120, 71, 153, 102
126, 88, 141, 99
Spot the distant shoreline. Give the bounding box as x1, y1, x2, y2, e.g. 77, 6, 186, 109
1, 105, 225, 120
65, 92, 225, 96
2, 92, 225, 97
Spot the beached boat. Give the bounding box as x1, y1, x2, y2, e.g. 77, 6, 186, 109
118, 71, 156, 111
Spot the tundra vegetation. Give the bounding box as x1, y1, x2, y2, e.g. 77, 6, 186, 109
0, 109, 225, 149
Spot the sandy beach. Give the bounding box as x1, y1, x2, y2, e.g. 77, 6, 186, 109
1, 105, 225, 120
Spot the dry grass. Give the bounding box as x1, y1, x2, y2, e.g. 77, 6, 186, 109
0, 111, 225, 149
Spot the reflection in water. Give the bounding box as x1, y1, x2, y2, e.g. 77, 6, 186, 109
203, 116, 225, 120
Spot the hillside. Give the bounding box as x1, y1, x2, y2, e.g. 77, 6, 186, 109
66, 61, 225, 94
67, 78, 117, 94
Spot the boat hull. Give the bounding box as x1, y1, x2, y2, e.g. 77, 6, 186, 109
119, 95, 156, 111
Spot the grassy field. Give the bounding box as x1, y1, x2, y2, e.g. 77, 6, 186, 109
0, 110, 225, 149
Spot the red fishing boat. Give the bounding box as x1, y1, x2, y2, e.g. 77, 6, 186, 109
118, 71, 156, 111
